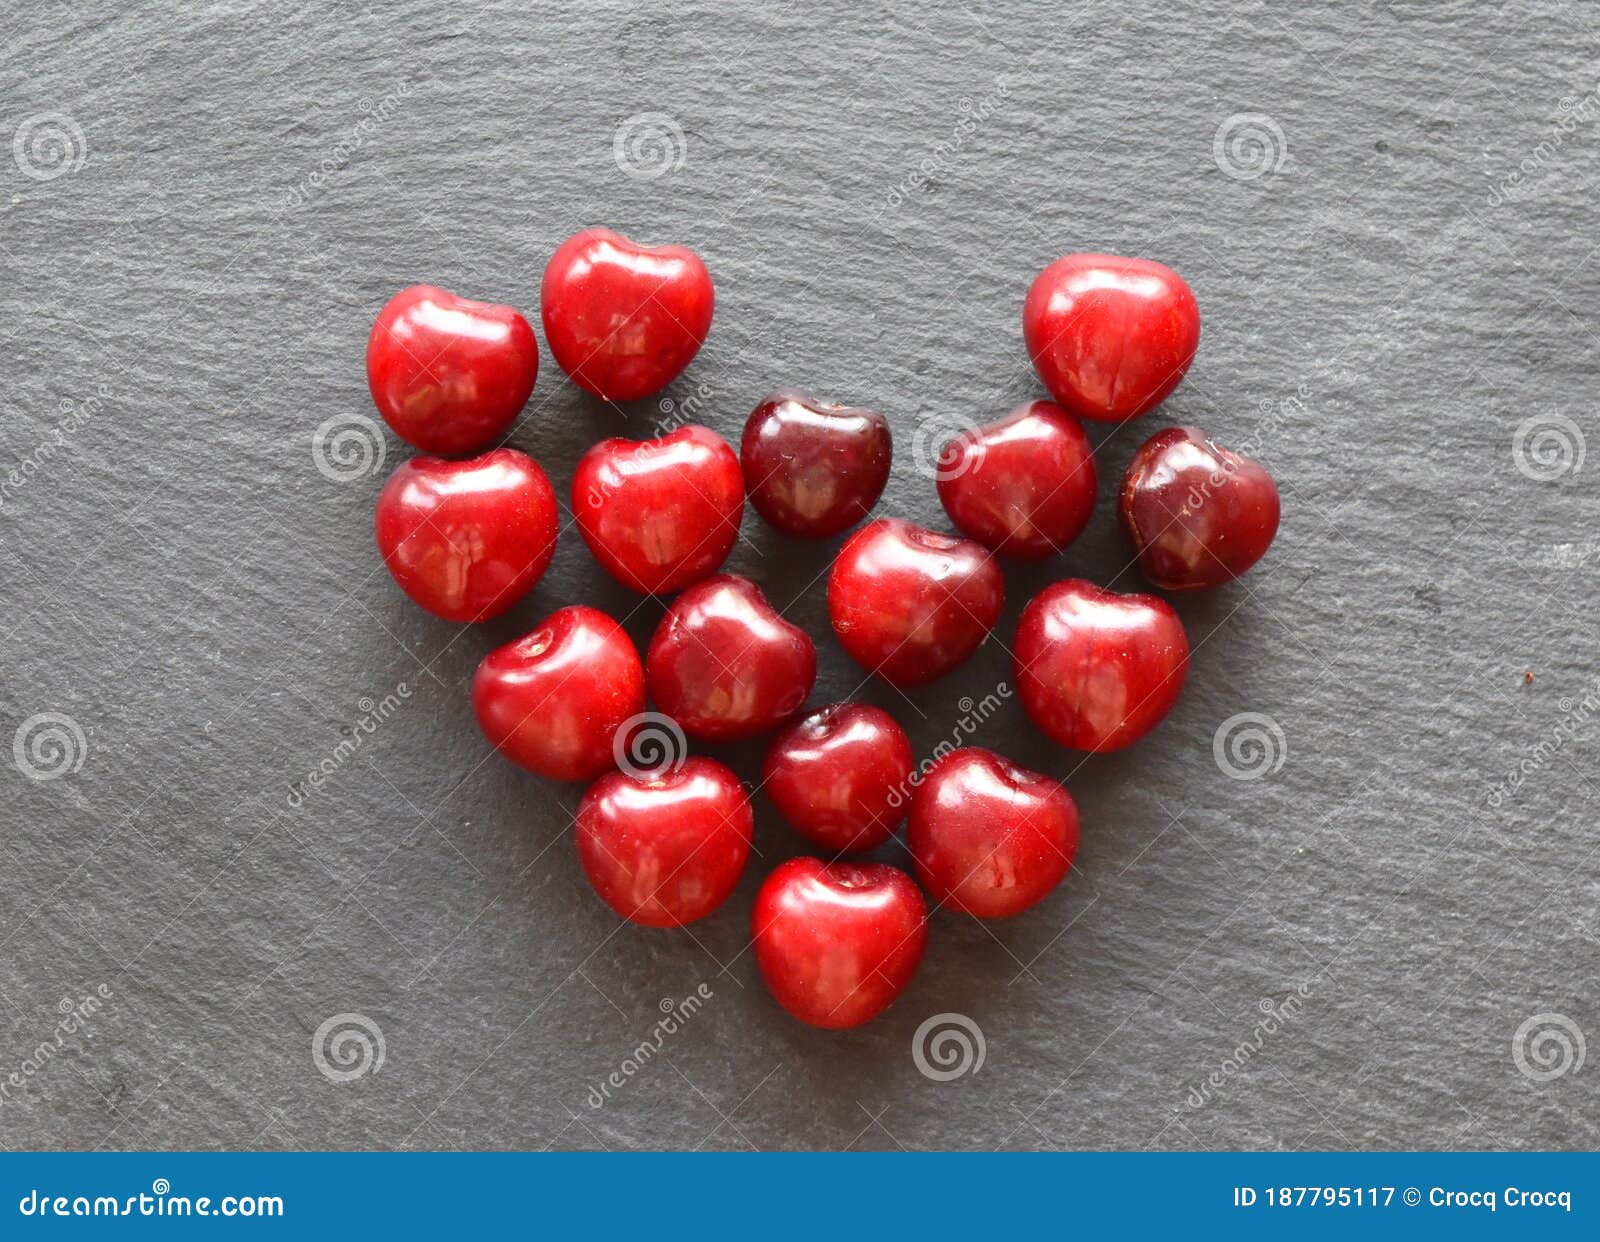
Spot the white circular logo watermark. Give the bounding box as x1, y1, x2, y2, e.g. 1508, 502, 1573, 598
1512, 414, 1585, 483
612, 112, 687, 180
312, 413, 387, 483
612, 712, 688, 778
1512, 1012, 1585, 1083
1212, 113, 1288, 181
1213, 712, 1287, 781
13, 713, 87, 781
912, 1012, 986, 1081
910, 413, 985, 482
312, 1013, 386, 1083
12, 113, 88, 182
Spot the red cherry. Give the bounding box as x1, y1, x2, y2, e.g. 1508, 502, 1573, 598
740, 391, 891, 538
366, 285, 539, 455
540, 227, 714, 402
907, 748, 1079, 918
646, 575, 816, 742
1120, 426, 1280, 590
574, 758, 752, 927
762, 704, 913, 853
827, 518, 1004, 686
573, 424, 743, 594
472, 606, 645, 782
1013, 579, 1188, 752
936, 400, 1097, 560
751, 858, 927, 1029
1022, 253, 1200, 423
374, 448, 558, 622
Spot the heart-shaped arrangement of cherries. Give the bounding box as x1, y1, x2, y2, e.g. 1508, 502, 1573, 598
365, 231, 1281, 1031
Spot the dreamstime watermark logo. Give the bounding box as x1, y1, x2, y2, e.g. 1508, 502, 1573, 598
881, 74, 1014, 214
1486, 674, 1600, 808
1512, 1012, 1585, 1083
613, 111, 686, 180
1212, 113, 1288, 181
1186, 981, 1318, 1109
278, 80, 421, 212
885, 685, 1012, 810
1512, 413, 1585, 483
13, 713, 88, 781
909, 412, 984, 482
311, 413, 387, 483
12, 112, 88, 181
912, 1012, 986, 1081
0, 985, 113, 1107
612, 712, 688, 778
286, 681, 413, 807
1488, 82, 1600, 207
651, 381, 715, 437
0, 385, 114, 513
1212, 713, 1287, 781
312, 1013, 385, 1083
585, 984, 714, 1109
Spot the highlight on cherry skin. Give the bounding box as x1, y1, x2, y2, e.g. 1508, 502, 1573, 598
574, 757, 753, 928
762, 703, 914, 853
472, 606, 645, 783
1119, 425, 1281, 591
373, 448, 558, 623
366, 284, 540, 456
740, 391, 892, 538
646, 574, 817, 742
936, 399, 1097, 561
827, 518, 1004, 687
907, 747, 1080, 919
540, 226, 714, 402
1013, 578, 1189, 753
1022, 252, 1201, 423
751, 857, 928, 1030
572, 423, 744, 595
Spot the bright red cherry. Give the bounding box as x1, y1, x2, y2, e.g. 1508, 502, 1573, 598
1120, 426, 1281, 590
936, 400, 1097, 560
646, 575, 816, 742
1022, 253, 1200, 422
574, 758, 752, 927
540, 227, 714, 402
740, 391, 891, 538
573, 424, 743, 594
907, 748, 1079, 919
472, 606, 645, 782
827, 518, 1004, 686
374, 448, 558, 622
762, 704, 913, 853
751, 858, 927, 1029
1013, 579, 1188, 752
366, 284, 539, 455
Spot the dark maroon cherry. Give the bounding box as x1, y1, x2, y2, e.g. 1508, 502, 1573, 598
936, 400, 1097, 560
1119, 426, 1280, 590
740, 391, 891, 538
762, 704, 913, 853
646, 575, 816, 742
827, 518, 1004, 686
907, 747, 1080, 919
1014, 579, 1188, 753
574, 758, 752, 927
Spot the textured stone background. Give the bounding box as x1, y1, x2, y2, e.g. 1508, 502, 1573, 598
1, 0, 1596, 1151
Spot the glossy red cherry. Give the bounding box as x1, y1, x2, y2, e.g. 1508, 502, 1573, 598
751, 858, 927, 1029
472, 606, 645, 782
541, 227, 714, 402
366, 285, 539, 455
1022, 253, 1200, 422
574, 757, 752, 927
936, 400, 1097, 560
740, 391, 891, 538
573, 424, 743, 594
907, 748, 1079, 919
827, 518, 1003, 686
374, 448, 558, 622
1014, 579, 1189, 752
762, 704, 913, 853
646, 575, 816, 742
1120, 426, 1281, 590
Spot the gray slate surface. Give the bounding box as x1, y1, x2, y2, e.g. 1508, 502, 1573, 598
1, 0, 1596, 1151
